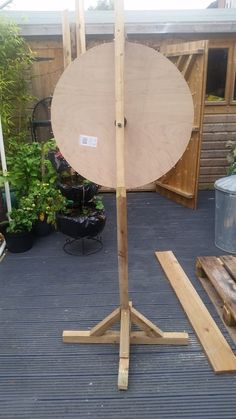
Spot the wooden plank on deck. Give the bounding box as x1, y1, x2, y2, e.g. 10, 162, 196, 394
156, 251, 236, 373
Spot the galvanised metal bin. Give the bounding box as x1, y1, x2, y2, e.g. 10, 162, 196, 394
215, 175, 236, 253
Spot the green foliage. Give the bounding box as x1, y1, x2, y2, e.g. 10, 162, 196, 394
88, 0, 114, 10
0, 173, 5, 187
94, 195, 104, 210
26, 181, 67, 225
6, 139, 57, 199
226, 140, 236, 175
7, 141, 41, 197
4, 139, 65, 228
80, 195, 105, 216
7, 196, 38, 233
0, 17, 34, 147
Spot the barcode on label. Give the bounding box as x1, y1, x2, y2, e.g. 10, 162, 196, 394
80, 135, 98, 148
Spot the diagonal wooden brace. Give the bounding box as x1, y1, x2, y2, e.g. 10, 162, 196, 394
131, 306, 164, 337
90, 307, 120, 336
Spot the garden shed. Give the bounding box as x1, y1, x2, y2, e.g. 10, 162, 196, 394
1, 8, 236, 208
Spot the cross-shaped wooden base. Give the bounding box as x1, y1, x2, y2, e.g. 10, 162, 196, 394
63, 301, 188, 390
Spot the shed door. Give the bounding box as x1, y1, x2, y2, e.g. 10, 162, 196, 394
156, 40, 208, 209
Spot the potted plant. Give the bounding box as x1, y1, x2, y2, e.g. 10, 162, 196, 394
57, 195, 106, 239
4, 195, 38, 253
27, 181, 67, 236
4, 139, 65, 236
48, 149, 99, 203
5, 139, 58, 201
48, 146, 106, 240
57, 174, 99, 203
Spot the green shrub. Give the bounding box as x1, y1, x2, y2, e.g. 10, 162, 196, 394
6, 139, 58, 199
0, 17, 34, 148
7, 196, 38, 233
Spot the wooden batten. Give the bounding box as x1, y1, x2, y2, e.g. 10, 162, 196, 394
114, 0, 129, 310
62, 10, 72, 69
75, 0, 86, 56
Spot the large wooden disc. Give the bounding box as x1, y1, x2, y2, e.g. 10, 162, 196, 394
51, 42, 193, 188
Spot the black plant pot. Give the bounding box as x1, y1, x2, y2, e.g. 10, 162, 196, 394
33, 219, 54, 237
57, 209, 106, 239
5, 230, 34, 253
57, 181, 99, 204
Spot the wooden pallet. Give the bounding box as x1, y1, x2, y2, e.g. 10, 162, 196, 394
196, 256, 236, 327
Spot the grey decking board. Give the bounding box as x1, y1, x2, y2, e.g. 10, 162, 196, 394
1, 191, 236, 418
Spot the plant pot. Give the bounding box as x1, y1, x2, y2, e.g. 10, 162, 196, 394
57, 208, 106, 239
57, 181, 99, 204
33, 219, 54, 237
5, 230, 34, 253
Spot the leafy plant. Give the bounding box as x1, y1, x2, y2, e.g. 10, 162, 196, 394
226, 140, 236, 175
94, 195, 104, 210
27, 181, 67, 225
0, 17, 34, 149
7, 195, 38, 233
3, 138, 66, 227
6, 141, 41, 197
0, 173, 5, 187
6, 139, 58, 199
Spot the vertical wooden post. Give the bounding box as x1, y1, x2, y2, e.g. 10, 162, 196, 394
61, 0, 189, 392
114, 0, 129, 310
75, 0, 86, 57
62, 10, 72, 69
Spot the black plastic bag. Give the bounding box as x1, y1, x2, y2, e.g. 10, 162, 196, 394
57, 209, 106, 239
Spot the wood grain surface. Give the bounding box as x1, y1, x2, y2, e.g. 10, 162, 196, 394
156, 251, 236, 373
51, 41, 193, 188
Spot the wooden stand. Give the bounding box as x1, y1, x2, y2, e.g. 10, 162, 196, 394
62, 0, 188, 390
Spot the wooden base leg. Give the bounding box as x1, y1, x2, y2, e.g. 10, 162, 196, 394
118, 358, 129, 390
63, 329, 188, 345
62, 302, 188, 390
118, 307, 131, 390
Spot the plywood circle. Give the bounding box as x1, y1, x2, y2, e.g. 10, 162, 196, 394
51, 42, 194, 189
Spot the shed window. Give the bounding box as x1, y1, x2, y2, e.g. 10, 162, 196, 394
206, 48, 228, 101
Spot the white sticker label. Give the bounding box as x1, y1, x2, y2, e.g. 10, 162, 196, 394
80, 135, 98, 148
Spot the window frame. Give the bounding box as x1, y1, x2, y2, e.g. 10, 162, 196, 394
230, 41, 236, 104
205, 40, 235, 107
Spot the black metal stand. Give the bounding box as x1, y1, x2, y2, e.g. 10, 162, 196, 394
62, 235, 103, 256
